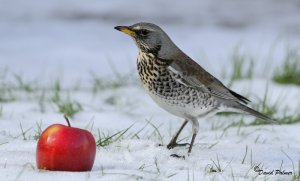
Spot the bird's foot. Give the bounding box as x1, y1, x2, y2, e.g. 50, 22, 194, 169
157, 142, 189, 148
167, 142, 190, 149
170, 154, 186, 159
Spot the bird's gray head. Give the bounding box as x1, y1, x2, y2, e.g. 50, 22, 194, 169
115, 22, 179, 59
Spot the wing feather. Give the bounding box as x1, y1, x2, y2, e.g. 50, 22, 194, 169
167, 54, 250, 104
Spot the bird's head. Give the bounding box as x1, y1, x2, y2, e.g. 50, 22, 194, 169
115, 22, 179, 59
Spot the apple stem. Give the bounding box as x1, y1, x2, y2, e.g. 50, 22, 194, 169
64, 115, 71, 127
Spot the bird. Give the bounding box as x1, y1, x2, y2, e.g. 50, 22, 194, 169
114, 22, 277, 156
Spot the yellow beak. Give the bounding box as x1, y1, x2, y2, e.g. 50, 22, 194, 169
114, 26, 136, 37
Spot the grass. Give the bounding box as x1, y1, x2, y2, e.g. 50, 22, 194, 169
224, 47, 300, 87
292, 161, 300, 181
206, 155, 223, 173
154, 157, 160, 174
222, 47, 254, 85
51, 83, 82, 118
18, 122, 32, 140
54, 99, 82, 118
217, 83, 300, 127
249, 85, 300, 125
217, 47, 298, 126
90, 67, 136, 94
15, 163, 36, 180
273, 49, 300, 86
37, 90, 46, 113
147, 120, 164, 145
0, 141, 9, 146
33, 121, 43, 140
281, 150, 299, 180
13, 74, 35, 93
248, 84, 278, 125
230, 48, 254, 81
205, 155, 233, 176
278, 113, 300, 125
0, 84, 15, 103
241, 146, 248, 164
0, 105, 3, 117
0, 68, 15, 102
96, 124, 133, 147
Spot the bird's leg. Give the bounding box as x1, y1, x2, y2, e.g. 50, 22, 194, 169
171, 133, 197, 159
170, 118, 198, 158
187, 119, 199, 155
187, 133, 197, 154
170, 133, 197, 159
167, 120, 188, 149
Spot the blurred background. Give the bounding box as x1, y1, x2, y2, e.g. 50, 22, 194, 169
1, 1, 300, 180
1, 0, 300, 84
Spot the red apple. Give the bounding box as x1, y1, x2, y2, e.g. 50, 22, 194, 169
36, 116, 96, 171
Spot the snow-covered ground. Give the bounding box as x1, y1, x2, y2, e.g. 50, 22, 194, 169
0, 0, 300, 180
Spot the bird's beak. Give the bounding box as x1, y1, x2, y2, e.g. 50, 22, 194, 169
114, 26, 136, 37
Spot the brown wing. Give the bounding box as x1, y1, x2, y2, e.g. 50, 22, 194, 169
167, 54, 250, 104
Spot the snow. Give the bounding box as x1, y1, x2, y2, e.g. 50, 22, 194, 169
0, 0, 300, 180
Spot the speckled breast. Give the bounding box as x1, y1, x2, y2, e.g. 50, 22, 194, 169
137, 51, 216, 118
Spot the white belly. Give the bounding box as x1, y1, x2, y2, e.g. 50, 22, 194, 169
147, 90, 215, 119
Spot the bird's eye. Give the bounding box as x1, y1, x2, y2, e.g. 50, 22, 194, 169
139, 29, 149, 36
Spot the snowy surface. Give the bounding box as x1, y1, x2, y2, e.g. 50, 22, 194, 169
1, 0, 300, 180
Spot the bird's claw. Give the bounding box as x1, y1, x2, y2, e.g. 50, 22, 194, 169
167, 142, 190, 149
170, 154, 186, 159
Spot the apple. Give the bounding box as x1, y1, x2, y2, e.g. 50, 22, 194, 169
36, 116, 96, 171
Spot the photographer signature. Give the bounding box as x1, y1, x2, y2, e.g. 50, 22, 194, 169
254, 166, 293, 175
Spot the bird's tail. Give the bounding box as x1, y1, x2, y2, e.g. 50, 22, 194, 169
233, 103, 278, 124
